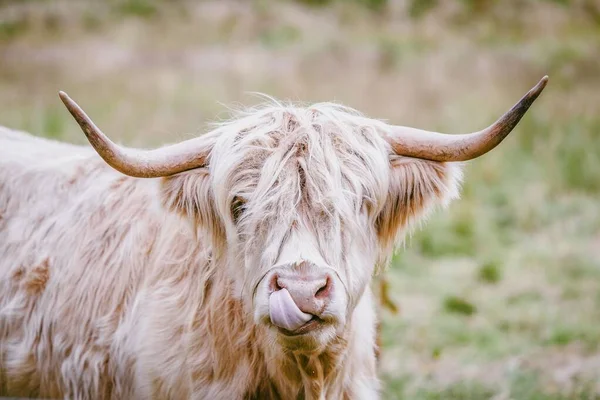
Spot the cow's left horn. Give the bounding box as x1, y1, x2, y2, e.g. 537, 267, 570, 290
59, 91, 212, 178
387, 76, 548, 161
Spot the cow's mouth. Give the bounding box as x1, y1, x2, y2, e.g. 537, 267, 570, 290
276, 316, 322, 336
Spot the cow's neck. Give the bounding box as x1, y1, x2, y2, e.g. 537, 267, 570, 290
262, 334, 351, 399
202, 268, 354, 399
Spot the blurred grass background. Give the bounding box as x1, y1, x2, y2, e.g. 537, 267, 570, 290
1, 0, 599, 398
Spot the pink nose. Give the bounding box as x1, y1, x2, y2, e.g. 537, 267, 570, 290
270, 270, 333, 316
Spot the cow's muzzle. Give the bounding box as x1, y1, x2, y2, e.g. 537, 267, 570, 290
265, 261, 339, 335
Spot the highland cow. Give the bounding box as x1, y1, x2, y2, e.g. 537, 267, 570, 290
0, 76, 547, 399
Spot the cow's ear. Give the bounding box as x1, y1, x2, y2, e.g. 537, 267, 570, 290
376, 157, 463, 263
161, 169, 226, 244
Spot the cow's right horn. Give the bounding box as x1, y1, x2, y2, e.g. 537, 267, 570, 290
59, 91, 213, 178
386, 76, 548, 162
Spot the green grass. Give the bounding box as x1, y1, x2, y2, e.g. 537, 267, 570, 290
0, 0, 599, 397
383, 372, 600, 400
477, 261, 502, 284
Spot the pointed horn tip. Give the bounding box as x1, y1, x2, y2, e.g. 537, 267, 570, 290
58, 91, 78, 111
532, 75, 549, 94
58, 90, 69, 102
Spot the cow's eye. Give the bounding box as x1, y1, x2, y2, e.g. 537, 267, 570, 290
231, 196, 246, 223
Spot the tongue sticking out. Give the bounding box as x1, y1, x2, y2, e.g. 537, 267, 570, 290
269, 289, 312, 331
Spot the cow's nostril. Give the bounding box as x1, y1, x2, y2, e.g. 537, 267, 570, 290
314, 276, 331, 299
269, 273, 283, 292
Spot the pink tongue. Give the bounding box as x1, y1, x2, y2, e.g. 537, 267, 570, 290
269, 289, 312, 331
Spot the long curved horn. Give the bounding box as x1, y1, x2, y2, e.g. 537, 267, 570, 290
59, 91, 213, 178
387, 76, 548, 162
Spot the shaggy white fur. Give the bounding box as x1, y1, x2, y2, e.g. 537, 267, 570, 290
0, 100, 462, 399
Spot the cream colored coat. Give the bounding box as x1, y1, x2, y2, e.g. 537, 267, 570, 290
0, 102, 462, 399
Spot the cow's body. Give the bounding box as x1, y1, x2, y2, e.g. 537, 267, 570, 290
0, 76, 547, 399
0, 127, 378, 398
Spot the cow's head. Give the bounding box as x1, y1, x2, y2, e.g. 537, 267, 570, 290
59, 76, 547, 352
